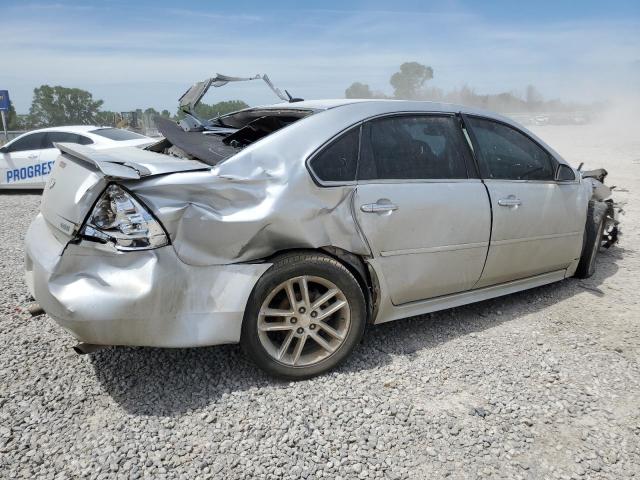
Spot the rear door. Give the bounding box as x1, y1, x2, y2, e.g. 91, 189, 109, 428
42, 131, 93, 154
464, 115, 584, 287
0, 132, 48, 188
39, 131, 95, 171
353, 114, 491, 304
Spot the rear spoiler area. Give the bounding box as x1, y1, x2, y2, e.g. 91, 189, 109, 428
39, 142, 209, 236
55, 143, 146, 179
54, 142, 209, 179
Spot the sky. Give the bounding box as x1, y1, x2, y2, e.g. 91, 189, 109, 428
2, 0, 639, 113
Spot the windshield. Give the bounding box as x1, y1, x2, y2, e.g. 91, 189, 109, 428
90, 128, 147, 141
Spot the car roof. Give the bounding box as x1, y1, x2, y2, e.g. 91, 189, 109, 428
24, 125, 105, 134
258, 99, 370, 110
248, 98, 515, 123
237, 98, 568, 166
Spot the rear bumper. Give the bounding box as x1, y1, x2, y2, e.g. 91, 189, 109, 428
25, 213, 271, 347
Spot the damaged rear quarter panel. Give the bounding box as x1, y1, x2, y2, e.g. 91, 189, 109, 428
128, 106, 376, 266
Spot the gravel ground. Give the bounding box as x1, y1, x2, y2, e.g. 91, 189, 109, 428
1, 123, 639, 479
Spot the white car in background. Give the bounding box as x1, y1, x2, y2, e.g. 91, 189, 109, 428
0, 126, 155, 189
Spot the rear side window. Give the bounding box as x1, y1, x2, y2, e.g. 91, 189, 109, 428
309, 126, 359, 182
7, 132, 47, 152
90, 128, 147, 141
466, 117, 554, 180
359, 115, 469, 180
43, 132, 94, 148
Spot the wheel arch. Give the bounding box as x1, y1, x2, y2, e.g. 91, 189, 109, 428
256, 246, 379, 324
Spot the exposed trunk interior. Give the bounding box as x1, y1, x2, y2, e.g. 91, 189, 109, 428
150, 108, 313, 166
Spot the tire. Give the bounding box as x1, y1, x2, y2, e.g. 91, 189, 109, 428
241, 252, 366, 379
574, 201, 606, 278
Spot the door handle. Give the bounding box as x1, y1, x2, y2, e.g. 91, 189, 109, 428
498, 196, 522, 207
360, 200, 399, 214
28, 154, 38, 159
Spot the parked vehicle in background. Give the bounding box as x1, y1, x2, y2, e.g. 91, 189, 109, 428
24, 90, 621, 379
0, 126, 155, 189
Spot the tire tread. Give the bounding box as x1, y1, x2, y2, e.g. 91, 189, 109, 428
574, 201, 606, 278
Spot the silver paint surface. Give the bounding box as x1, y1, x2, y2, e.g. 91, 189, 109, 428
26, 213, 271, 346
25, 99, 613, 347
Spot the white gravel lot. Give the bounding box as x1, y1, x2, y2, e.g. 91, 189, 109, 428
0, 123, 638, 479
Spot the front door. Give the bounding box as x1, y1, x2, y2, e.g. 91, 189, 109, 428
354, 114, 491, 304
0, 132, 48, 188
464, 116, 585, 287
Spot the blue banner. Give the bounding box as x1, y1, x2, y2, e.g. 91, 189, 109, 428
0, 91, 10, 112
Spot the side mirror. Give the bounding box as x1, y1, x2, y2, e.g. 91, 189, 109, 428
556, 164, 576, 182
0, 145, 9, 154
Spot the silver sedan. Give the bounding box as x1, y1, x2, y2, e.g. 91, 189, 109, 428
24, 99, 620, 378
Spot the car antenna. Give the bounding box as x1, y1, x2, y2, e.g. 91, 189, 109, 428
285, 90, 304, 103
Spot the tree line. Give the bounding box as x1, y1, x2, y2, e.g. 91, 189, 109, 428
345, 61, 593, 113
5, 85, 248, 130
6, 65, 595, 131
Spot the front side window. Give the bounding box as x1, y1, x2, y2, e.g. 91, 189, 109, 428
7, 133, 47, 152
359, 115, 469, 180
466, 117, 554, 180
309, 126, 359, 182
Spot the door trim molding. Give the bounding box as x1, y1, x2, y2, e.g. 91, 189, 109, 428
378, 231, 581, 256
490, 231, 581, 246
380, 241, 489, 257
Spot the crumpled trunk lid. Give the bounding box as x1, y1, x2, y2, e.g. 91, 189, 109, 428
40, 143, 209, 236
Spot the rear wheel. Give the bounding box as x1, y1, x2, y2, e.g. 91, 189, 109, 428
241, 252, 366, 379
574, 202, 606, 278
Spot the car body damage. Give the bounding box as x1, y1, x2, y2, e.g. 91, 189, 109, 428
151, 108, 313, 166
581, 168, 622, 248
25, 212, 272, 347
130, 106, 373, 266
25, 99, 622, 363
24, 101, 377, 348
178, 73, 294, 115
131, 174, 367, 267
150, 73, 310, 166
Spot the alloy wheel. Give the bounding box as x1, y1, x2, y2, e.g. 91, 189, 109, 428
257, 275, 351, 367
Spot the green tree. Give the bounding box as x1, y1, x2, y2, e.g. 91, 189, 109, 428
160, 109, 171, 118
345, 82, 374, 99
28, 85, 104, 127
342, 61, 572, 114
390, 62, 434, 99
198, 100, 248, 118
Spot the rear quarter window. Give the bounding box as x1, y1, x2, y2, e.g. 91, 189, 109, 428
308, 126, 360, 183
90, 128, 147, 141
43, 132, 95, 148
